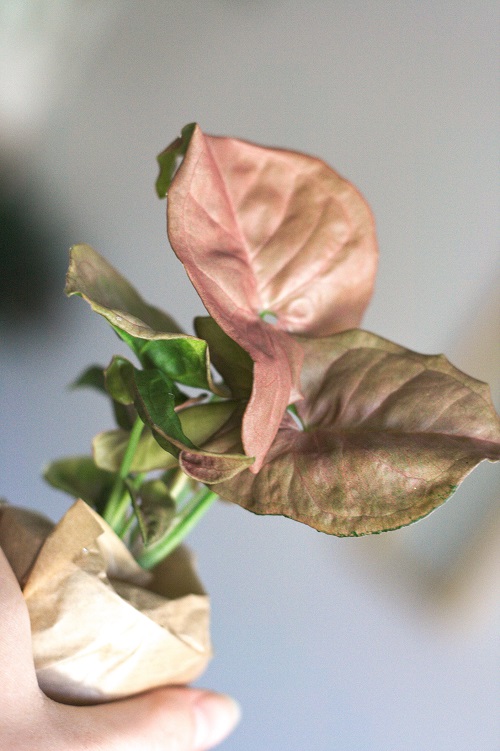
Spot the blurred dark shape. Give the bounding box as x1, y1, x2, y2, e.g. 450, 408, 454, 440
0, 163, 66, 337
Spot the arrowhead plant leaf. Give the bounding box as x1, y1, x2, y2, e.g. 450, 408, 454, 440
129, 478, 177, 546
66, 243, 182, 334
205, 330, 500, 536
156, 122, 196, 198
103, 357, 252, 484
53, 124, 500, 564
43, 456, 116, 515
65, 243, 222, 393
164, 124, 378, 470
73, 363, 137, 429
93, 401, 238, 473
194, 316, 253, 399
71, 365, 106, 393
93, 428, 177, 473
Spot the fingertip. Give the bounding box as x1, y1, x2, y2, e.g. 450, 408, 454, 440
192, 691, 241, 750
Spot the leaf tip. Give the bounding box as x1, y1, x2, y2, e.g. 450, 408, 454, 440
155, 122, 197, 199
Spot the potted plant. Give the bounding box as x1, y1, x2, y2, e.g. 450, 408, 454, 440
2, 123, 499, 704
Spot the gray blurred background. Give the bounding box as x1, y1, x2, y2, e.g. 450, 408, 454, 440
1, 2, 498, 749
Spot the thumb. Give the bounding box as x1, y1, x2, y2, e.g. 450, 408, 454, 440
65, 686, 241, 751
0, 547, 40, 698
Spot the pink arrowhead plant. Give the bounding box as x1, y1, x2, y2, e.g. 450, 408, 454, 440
163, 124, 378, 470
45, 123, 500, 569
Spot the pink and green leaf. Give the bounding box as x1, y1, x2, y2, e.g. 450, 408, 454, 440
205, 330, 500, 536
164, 125, 376, 467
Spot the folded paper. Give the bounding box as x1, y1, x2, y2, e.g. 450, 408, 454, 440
0, 499, 211, 704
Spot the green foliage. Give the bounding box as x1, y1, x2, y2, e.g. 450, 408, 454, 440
43, 457, 115, 515
71, 365, 106, 393
44, 123, 500, 568
155, 122, 196, 198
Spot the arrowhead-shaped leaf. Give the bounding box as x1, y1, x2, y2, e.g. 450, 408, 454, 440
105, 358, 252, 483
93, 428, 177, 473
130, 478, 177, 546
66, 243, 221, 393
43, 456, 116, 515
72, 364, 136, 429
165, 124, 377, 469
66, 243, 182, 334
71, 365, 106, 393
93, 401, 238, 473
156, 122, 196, 198
194, 316, 253, 398
206, 330, 500, 535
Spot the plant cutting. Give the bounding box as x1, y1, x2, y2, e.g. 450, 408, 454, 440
2, 123, 500, 705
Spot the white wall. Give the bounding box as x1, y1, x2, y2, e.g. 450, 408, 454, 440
1, 2, 498, 749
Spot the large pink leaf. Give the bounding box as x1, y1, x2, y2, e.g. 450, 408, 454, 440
166, 125, 378, 469
204, 330, 500, 535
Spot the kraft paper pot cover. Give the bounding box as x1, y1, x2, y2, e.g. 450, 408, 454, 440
0, 499, 212, 704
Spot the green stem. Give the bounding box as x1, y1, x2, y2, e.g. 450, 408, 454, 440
169, 468, 194, 503
102, 416, 144, 532
136, 487, 218, 569
287, 403, 305, 430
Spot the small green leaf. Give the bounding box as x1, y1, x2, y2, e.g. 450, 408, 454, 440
104, 356, 136, 405
43, 456, 115, 515
134, 334, 220, 392
93, 428, 177, 473
66, 244, 224, 395
70, 364, 136, 429
100, 359, 253, 485
195, 317, 253, 397
92, 402, 236, 473
178, 401, 237, 446
136, 478, 176, 545
71, 365, 106, 393
132, 367, 195, 455
156, 123, 196, 198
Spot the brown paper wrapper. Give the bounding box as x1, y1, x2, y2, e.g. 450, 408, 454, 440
0, 499, 212, 704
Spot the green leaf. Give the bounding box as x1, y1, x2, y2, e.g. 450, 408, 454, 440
70, 364, 136, 429
43, 456, 115, 515
71, 365, 106, 393
178, 401, 237, 445
133, 375, 254, 484
66, 243, 183, 336
206, 330, 500, 536
135, 478, 176, 545
131, 366, 195, 456
156, 122, 196, 198
135, 334, 220, 392
104, 356, 136, 405
92, 401, 237, 473
99, 357, 253, 484
92, 428, 177, 473
195, 316, 253, 398
66, 244, 223, 395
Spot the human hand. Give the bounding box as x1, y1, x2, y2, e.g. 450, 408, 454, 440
0, 547, 240, 750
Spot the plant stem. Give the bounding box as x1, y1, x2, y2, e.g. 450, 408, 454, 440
136, 487, 218, 569
169, 467, 194, 502
102, 415, 144, 532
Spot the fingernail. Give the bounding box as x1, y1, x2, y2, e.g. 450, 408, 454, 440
193, 692, 241, 749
